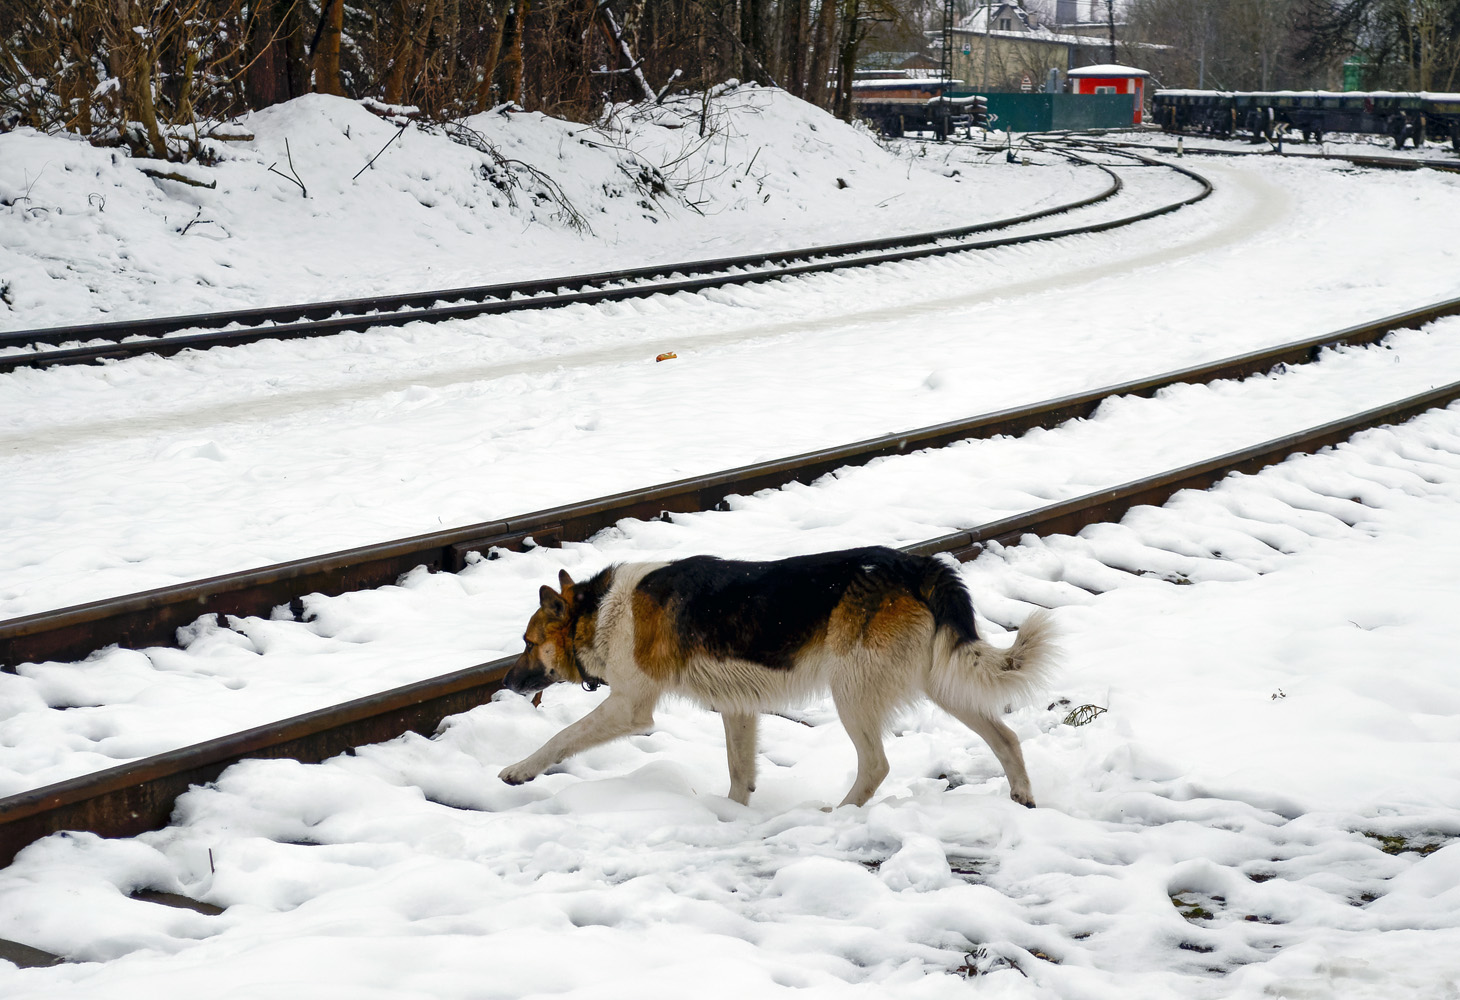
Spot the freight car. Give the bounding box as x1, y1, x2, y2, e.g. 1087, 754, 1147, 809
1152, 90, 1460, 151
852, 87, 989, 139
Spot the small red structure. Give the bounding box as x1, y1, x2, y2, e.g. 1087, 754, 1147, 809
1067, 64, 1150, 124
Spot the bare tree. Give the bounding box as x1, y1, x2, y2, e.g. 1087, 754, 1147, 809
1312, 0, 1460, 90
1126, 0, 1316, 89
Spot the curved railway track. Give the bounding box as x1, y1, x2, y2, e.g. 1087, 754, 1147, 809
1045, 132, 1460, 174
0, 149, 1209, 373
3, 293, 1460, 871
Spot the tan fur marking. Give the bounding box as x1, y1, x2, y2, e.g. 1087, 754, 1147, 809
631, 590, 684, 681
824, 601, 862, 655
536, 609, 580, 684
826, 592, 927, 653
553, 623, 583, 684
573, 613, 597, 660
862, 594, 929, 650
522, 609, 548, 645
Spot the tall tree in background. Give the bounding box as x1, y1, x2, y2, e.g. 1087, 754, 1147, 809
1300, 0, 1460, 90
1125, 0, 1312, 88
313, 0, 346, 95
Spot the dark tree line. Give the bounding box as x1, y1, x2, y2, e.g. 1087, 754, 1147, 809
1301, 0, 1460, 90
0, 0, 914, 158
1122, 0, 1460, 92
9, 0, 1455, 160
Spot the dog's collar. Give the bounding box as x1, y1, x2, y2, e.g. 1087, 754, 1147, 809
572, 647, 605, 692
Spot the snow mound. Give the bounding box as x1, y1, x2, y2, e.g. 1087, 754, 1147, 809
0, 86, 986, 331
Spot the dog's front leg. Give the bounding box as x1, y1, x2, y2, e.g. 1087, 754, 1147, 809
721, 712, 758, 805
499, 692, 655, 785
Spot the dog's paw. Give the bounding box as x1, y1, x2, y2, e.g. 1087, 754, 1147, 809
1010, 789, 1036, 809
498, 762, 539, 786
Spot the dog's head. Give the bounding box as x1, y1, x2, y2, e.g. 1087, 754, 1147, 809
503, 569, 586, 694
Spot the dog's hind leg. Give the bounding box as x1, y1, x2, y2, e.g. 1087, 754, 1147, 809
933, 702, 1035, 808
499, 691, 656, 786
721, 712, 758, 805
831, 687, 891, 808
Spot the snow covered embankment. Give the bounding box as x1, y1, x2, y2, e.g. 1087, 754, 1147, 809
0, 86, 1071, 332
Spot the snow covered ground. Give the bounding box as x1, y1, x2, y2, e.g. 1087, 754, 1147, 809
2, 91, 1460, 996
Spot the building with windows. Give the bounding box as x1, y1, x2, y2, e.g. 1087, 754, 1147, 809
944, 3, 1114, 94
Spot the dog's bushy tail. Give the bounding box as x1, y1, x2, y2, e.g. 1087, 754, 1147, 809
927, 610, 1059, 713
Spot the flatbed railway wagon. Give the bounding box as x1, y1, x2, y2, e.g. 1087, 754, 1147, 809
1153, 90, 1460, 150
851, 78, 989, 138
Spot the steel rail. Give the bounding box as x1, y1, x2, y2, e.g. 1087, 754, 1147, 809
0, 166, 1123, 366
4, 293, 1459, 672
4, 376, 1460, 869
1050, 134, 1460, 173
0, 151, 1213, 374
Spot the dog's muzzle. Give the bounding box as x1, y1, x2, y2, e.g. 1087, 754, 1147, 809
503, 655, 553, 695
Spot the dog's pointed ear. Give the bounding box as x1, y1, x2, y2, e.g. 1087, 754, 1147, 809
558, 569, 576, 603
539, 584, 568, 620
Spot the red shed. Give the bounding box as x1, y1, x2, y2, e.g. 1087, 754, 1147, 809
1067, 64, 1150, 124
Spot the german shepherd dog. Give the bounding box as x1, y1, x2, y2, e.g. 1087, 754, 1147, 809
499, 546, 1057, 808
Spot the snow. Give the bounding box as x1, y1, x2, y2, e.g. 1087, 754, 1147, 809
2, 88, 1460, 996
1068, 64, 1151, 77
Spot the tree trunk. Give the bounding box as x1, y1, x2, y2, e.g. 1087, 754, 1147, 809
598, 2, 657, 103
474, 6, 509, 110
499, 0, 528, 105
106, 0, 166, 155
833, 0, 858, 119
807, 0, 839, 108
314, 0, 345, 95
739, 0, 765, 83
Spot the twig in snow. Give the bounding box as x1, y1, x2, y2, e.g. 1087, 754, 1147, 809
425, 119, 592, 235
266, 138, 308, 197
142, 167, 217, 189
178, 206, 209, 234
352, 121, 408, 181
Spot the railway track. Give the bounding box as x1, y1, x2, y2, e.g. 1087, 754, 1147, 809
5, 294, 1458, 672
0, 150, 1208, 373
3, 294, 1460, 873
1046, 132, 1460, 174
